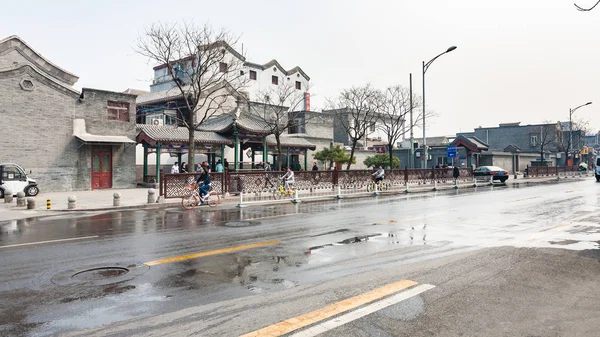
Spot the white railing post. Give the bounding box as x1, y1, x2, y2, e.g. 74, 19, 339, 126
292, 189, 301, 203
336, 185, 342, 199
236, 191, 246, 208
373, 182, 379, 196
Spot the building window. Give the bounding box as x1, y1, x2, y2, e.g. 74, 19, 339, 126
370, 122, 376, 132
295, 81, 301, 90
219, 62, 228, 73
108, 101, 130, 122
272, 76, 278, 85
239, 70, 244, 76
250, 70, 257, 80
530, 134, 538, 147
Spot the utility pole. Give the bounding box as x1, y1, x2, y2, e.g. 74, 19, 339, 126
409, 73, 414, 168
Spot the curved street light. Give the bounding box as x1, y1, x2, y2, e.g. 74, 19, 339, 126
575, 0, 600, 11
422, 45, 457, 168
568, 101, 592, 165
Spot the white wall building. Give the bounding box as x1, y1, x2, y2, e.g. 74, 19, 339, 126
146, 43, 310, 112
135, 42, 312, 168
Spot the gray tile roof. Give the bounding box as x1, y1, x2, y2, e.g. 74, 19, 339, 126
450, 135, 489, 151
136, 124, 233, 146
266, 135, 316, 150
136, 86, 186, 105
198, 113, 271, 134
468, 136, 489, 150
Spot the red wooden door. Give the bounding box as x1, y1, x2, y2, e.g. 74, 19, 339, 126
92, 148, 112, 189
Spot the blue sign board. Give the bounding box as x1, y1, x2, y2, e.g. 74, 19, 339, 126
447, 146, 457, 158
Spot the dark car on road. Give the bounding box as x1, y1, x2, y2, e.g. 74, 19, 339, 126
473, 166, 509, 183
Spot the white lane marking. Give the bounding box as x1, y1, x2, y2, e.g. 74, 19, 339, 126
291, 283, 436, 337
0, 235, 99, 249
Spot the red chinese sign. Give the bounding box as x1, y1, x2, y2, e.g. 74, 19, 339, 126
304, 92, 311, 111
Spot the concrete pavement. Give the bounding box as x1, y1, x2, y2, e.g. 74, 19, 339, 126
2, 177, 600, 336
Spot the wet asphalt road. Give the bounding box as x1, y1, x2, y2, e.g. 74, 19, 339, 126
1, 178, 600, 336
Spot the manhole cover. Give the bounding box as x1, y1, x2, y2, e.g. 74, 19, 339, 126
51, 263, 149, 286
72, 267, 129, 282
224, 221, 259, 228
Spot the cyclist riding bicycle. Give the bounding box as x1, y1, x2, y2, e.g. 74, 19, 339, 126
371, 165, 385, 184
195, 165, 211, 201
281, 167, 295, 192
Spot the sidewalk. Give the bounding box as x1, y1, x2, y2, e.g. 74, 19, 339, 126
0, 187, 237, 222
0, 173, 592, 222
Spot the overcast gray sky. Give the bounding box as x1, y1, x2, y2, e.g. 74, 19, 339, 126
2, 0, 599, 136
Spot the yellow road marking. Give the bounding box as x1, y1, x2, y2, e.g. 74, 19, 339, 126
544, 223, 573, 232
144, 240, 280, 266
509, 196, 541, 203
239, 279, 417, 337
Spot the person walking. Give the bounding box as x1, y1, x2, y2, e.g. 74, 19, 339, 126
215, 160, 224, 173
453, 165, 460, 183
171, 162, 179, 174
312, 162, 319, 171
223, 158, 229, 171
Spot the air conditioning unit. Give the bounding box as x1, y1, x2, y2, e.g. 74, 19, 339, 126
152, 119, 164, 126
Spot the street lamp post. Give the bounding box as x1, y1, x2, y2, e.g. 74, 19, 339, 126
422, 46, 457, 168
568, 101, 592, 166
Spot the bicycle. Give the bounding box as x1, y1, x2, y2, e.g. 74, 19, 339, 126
272, 180, 295, 199
181, 184, 220, 209
366, 179, 389, 192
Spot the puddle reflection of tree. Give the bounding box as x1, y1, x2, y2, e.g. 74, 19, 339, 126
161, 250, 308, 292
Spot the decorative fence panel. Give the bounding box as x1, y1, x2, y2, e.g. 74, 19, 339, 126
161, 168, 475, 198
527, 165, 579, 177
162, 172, 225, 198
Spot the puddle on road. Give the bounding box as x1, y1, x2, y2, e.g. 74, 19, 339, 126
549, 239, 581, 246
310, 228, 350, 237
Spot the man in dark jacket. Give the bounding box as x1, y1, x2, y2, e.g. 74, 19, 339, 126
453, 166, 460, 183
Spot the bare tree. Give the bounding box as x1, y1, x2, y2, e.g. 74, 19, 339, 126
561, 117, 591, 165
575, 0, 600, 11
245, 81, 310, 171
330, 84, 383, 170
378, 85, 425, 169
537, 122, 560, 164
136, 21, 248, 167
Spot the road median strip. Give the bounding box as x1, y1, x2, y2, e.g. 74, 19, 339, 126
239, 279, 431, 337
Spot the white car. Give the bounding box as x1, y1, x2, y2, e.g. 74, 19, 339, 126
0, 163, 39, 197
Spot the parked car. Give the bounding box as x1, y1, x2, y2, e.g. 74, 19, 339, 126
0, 163, 39, 197
473, 166, 509, 183
595, 158, 600, 182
